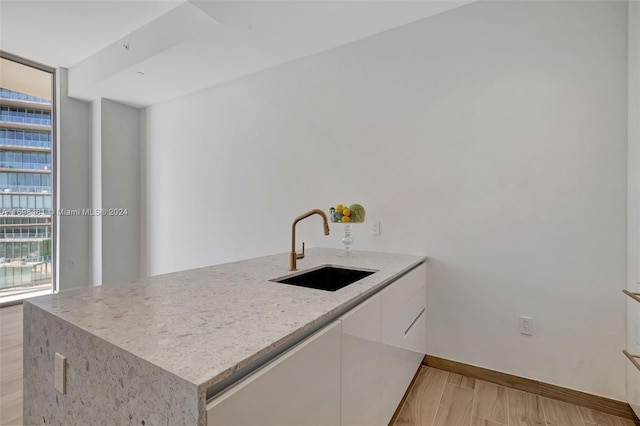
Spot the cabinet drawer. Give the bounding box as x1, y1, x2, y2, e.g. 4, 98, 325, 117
206, 321, 341, 426
381, 263, 426, 309
381, 263, 427, 352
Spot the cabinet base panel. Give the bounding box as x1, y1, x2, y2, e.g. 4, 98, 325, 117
423, 355, 638, 421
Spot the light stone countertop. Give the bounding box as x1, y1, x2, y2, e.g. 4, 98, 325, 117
26, 247, 426, 395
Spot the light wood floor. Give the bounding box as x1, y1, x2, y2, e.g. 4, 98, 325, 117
1, 303, 638, 426
0, 304, 23, 426
394, 366, 639, 426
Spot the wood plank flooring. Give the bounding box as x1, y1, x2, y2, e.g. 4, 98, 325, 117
0, 304, 22, 426
394, 367, 639, 426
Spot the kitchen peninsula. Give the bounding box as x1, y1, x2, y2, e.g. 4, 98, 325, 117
23, 248, 427, 425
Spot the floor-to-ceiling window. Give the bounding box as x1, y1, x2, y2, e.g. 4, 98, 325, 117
0, 56, 54, 305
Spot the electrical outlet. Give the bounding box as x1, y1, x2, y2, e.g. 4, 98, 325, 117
54, 352, 66, 394
372, 221, 381, 236
519, 316, 533, 336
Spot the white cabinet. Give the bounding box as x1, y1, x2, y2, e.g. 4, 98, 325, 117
340, 294, 382, 426
627, 284, 640, 418
339, 262, 427, 426
206, 261, 427, 426
380, 263, 427, 424
206, 321, 341, 426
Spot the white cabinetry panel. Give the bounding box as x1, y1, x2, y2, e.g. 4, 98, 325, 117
206, 262, 428, 426
380, 263, 427, 424
206, 321, 341, 426
629, 284, 640, 418
627, 339, 640, 418
340, 294, 382, 426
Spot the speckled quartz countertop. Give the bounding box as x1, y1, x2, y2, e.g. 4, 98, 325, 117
26, 248, 425, 395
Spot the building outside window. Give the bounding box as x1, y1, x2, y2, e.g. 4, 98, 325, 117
0, 58, 54, 304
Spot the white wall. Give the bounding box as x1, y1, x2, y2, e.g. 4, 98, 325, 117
91, 99, 102, 285
145, 1, 628, 399
100, 99, 140, 284
56, 68, 92, 291
139, 109, 149, 278
57, 90, 141, 288
629, 1, 640, 288
627, 0, 640, 396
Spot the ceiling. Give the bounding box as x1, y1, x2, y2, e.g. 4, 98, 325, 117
0, 1, 183, 68
0, 0, 473, 107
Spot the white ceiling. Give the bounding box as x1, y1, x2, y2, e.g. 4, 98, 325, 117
1, 1, 473, 107
0, 0, 184, 68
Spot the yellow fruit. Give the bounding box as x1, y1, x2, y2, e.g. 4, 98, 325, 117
342, 208, 351, 217
336, 204, 344, 211
341, 216, 351, 223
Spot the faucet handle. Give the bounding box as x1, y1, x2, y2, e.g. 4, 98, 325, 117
297, 242, 305, 260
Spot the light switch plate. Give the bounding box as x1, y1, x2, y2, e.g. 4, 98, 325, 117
54, 352, 66, 394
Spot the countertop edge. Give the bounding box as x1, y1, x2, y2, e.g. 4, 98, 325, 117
23, 298, 206, 394
23, 301, 200, 391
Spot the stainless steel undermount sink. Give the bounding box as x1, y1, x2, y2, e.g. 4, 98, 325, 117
271, 265, 378, 292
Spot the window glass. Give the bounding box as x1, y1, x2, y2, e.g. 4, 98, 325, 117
0, 69, 55, 297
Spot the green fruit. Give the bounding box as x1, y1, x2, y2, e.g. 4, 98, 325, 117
333, 211, 342, 222
349, 204, 366, 223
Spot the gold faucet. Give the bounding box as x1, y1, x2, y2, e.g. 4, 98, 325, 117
290, 209, 330, 271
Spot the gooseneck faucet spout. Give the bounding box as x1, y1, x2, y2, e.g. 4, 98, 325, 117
290, 209, 330, 271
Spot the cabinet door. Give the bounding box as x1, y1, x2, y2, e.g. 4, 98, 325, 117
627, 284, 640, 419
627, 341, 640, 419
340, 294, 382, 426
380, 263, 427, 424
206, 321, 341, 426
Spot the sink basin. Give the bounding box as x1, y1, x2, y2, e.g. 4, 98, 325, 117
271, 265, 377, 292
